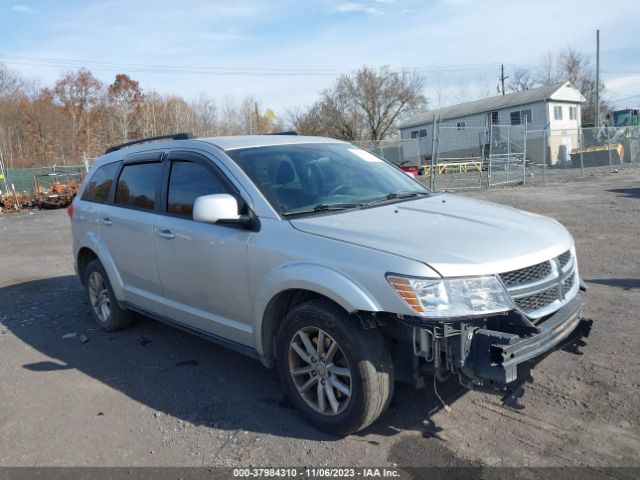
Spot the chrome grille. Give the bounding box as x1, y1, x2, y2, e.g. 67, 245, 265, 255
499, 250, 577, 320
500, 261, 552, 288
563, 274, 575, 295
558, 250, 571, 269
514, 287, 559, 313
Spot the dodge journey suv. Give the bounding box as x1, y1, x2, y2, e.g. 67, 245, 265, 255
70, 133, 590, 435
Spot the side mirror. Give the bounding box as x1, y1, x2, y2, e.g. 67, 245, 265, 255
193, 194, 240, 224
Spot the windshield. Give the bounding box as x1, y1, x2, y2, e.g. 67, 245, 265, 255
227, 143, 429, 216
613, 110, 638, 127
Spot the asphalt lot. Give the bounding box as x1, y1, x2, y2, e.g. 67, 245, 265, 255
1, 171, 639, 471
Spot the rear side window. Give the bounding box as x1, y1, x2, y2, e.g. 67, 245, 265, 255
115, 162, 162, 210
167, 161, 232, 216
81, 162, 119, 203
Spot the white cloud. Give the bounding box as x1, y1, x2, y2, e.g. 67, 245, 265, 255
12, 4, 34, 14
334, 2, 382, 14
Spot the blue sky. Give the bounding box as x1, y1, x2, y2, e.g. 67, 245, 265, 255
1, 0, 639, 115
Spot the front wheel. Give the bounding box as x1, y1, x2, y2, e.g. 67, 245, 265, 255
276, 299, 394, 436
84, 259, 134, 331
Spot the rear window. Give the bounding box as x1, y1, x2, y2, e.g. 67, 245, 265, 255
115, 162, 162, 210
81, 162, 119, 203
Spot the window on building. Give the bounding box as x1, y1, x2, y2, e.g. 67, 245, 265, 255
419, 129, 427, 137
115, 162, 162, 210
410, 130, 419, 139
167, 161, 232, 217
554, 106, 563, 121
510, 111, 521, 125
490, 111, 499, 125
569, 106, 577, 120
456, 121, 466, 130
521, 109, 532, 124
82, 162, 119, 203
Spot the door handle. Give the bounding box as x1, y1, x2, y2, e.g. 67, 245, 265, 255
156, 229, 175, 240
102, 217, 113, 226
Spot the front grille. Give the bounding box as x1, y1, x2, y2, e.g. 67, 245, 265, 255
514, 287, 559, 313
500, 261, 552, 288
563, 274, 575, 295
558, 251, 571, 269
499, 250, 576, 320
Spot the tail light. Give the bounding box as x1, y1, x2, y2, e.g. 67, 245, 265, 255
67, 203, 74, 219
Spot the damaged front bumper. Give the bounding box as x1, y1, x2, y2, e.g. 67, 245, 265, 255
465, 297, 591, 387
404, 294, 591, 392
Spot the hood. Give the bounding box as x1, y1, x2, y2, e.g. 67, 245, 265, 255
290, 194, 573, 277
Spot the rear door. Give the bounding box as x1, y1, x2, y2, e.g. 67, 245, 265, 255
99, 151, 166, 315
153, 150, 254, 346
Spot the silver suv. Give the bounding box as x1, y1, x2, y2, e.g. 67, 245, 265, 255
70, 133, 590, 435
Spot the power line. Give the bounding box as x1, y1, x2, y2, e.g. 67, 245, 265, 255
0, 53, 501, 77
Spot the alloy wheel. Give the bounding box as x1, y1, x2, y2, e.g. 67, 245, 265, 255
88, 271, 111, 322
288, 327, 352, 416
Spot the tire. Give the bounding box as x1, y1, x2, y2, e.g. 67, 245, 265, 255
84, 259, 134, 331
275, 298, 394, 436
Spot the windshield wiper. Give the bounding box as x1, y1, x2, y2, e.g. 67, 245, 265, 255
282, 203, 363, 216
387, 190, 430, 199
366, 191, 429, 205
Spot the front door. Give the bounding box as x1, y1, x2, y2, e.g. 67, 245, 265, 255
99, 153, 165, 315
153, 151, 254, 346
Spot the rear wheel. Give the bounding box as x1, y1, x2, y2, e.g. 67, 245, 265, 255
85, 259, 134, 331
276, 299, 394, 436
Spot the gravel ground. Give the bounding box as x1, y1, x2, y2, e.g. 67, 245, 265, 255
0, 171, 639, 472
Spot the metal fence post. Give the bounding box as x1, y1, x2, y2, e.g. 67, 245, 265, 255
430, 115, 437, 191
579, 128, 585, 177
606, 127, 613, 172
542, 128, 548, 185
488, 124, 493, 188
506, 125, 511, 183
523, 120, 527, 185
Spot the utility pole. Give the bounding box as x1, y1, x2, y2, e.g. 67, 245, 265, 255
596, 29, 600, 128
500, 64, 509, 95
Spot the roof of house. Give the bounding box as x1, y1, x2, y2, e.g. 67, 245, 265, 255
398, 82, 586, 129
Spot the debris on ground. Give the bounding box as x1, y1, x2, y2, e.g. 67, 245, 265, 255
62, 332, 89, 343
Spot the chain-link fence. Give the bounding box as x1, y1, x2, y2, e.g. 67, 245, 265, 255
1, 164, 88, 195
354, 123, 640, 192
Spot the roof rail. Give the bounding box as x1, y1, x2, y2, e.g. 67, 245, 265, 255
265, 131, 298, 136
105, 132, 194, 154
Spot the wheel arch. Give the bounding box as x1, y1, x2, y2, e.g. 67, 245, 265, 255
253, 263, 383, 366
75, 232, 125, 300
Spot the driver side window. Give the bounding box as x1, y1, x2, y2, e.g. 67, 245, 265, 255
167, 161, 233, 217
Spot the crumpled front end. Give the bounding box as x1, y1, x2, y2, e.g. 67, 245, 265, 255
398, 249, 591, 393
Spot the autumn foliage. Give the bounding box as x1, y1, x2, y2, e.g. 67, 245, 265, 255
0, 64, 280, 168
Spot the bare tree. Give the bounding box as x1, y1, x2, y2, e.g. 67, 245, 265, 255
535, 52, 563, 86
300, 66, 426, 141
508, 68, 535, 92
191, 93, 218, 136
0, 63, 24, 98
475, 75, 496, 99
428, 74, 449, 108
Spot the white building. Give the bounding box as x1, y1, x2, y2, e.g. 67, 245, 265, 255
398, 82, 586, 165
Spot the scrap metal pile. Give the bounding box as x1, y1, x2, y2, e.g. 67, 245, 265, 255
0, 171, 84, 214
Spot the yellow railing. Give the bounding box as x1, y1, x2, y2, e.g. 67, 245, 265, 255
420, 160, 484, 176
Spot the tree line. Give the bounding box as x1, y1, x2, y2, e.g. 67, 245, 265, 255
0, 46, 605, 168
0, 65, 282, 168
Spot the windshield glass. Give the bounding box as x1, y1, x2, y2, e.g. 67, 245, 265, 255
227, 143, 429, 216
613, 110, 631, 127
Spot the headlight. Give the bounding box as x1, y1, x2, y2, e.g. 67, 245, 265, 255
387, 275, 513, 318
